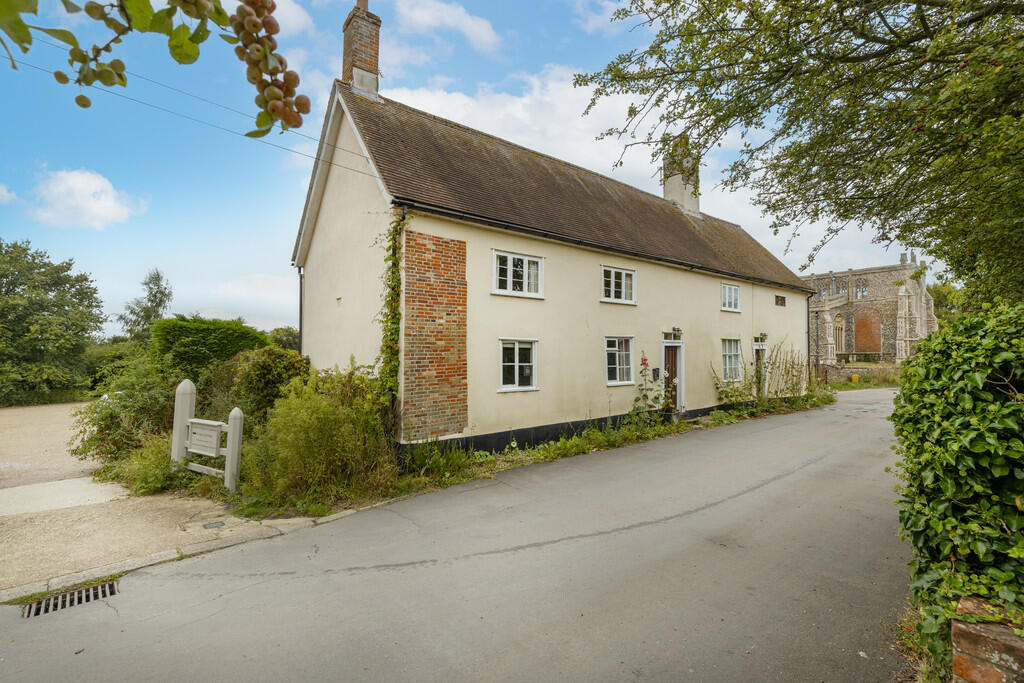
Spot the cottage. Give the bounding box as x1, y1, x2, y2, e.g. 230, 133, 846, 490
292, 1, 812, 448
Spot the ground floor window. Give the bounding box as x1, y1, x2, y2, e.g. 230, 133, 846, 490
722, 339, 742, 382
606, 337, 633, 385
500, 340, 536, 390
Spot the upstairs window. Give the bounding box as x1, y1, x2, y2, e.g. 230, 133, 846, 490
721, 283, 741, 312
601, 266, 636, 304
606, 337, 633, 385
722, 339, 743, 382
500, 340, 537, 390
855, 279, 868, 300
493, 250, 542, 298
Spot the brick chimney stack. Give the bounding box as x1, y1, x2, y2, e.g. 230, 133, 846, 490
342, 0, 381, 94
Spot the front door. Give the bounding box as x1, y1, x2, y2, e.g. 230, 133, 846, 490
663, 344, 679, 411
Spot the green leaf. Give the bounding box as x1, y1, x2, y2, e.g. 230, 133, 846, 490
147, 7, 174, 36
26, 25, 77, 48
189, 16, 209, 45
245, 127, 272, 138
122, 0, 154, 32
265, 53, 279, 71
218, 32, 238, 45
167, 23, 198, 64
207, 0, 229, 27
0, 15, 32, 51
59, 0, 81, 12
0, 35, 15, 68
255, 111, 272, 129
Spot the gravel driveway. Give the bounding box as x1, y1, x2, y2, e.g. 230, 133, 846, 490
0, 403, 94, 488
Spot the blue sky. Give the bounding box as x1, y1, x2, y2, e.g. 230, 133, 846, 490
1, 0, 899, 336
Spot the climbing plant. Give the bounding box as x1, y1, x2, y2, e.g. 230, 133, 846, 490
376, 208, 407, 407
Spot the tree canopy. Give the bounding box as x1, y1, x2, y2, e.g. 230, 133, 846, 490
0, 239, 104, 405
577, 0, 1024, 299
118, 267, 173, 341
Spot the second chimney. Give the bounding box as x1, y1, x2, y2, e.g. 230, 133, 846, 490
343, 0, 381, 95
663, 136, 700, 213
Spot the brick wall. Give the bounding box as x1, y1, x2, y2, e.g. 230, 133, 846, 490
952, 597, 1024, 682
401, 230, 468, 441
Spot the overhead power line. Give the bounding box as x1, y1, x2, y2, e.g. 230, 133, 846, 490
11, 57, 383, 183
30, 37, 372, 166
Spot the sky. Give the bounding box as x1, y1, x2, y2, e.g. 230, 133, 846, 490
0, 0, 905, 337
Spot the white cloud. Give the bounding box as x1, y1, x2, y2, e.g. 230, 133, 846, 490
571, 0, 622, 34
382, 64, 896, 274
29, 169, 147, 230
200, 273, 298, 330
274, 0, 315, 37
380, 34, 434, 79
0, 184, 15, 204
394, 0, 501, 53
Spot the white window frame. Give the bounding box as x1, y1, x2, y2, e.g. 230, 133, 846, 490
721, 338, 743, 382
498, 339, 538, 392
605, 336, 634, 386
492, 250, 544, 299
600, 265, 637, 305
721, 283, 741, 312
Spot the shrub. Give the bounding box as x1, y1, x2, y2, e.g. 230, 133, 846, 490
268, 326, 299, 351
892, 302, 1024, 676
232, 345, 310, 425
97, 433, 190, 495
242, 366, 396, 510
150, 316, 268, 377
70, 353, 179, 462
406, 440, 470, 481
195, 354, 242, 422
83, 339, 139, 389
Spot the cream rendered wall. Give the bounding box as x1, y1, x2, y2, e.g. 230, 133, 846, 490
403, 212, 809, 439
301, 110, 391, 370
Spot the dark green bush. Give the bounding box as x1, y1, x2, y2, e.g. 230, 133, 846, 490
241, 366, 396, 510
195, 354, 243, 422
150, 316, 267, 377
892, 302, 1024, 677
83, 339, 139, 389
71, 353, 179, 462
232, 345, 310, 425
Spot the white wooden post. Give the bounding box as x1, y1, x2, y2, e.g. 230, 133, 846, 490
224, 407, 243, 493
170, 379, 196, 468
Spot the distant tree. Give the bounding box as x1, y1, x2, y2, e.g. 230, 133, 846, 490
928, 282, 963, 326
268, 326, 299, 351
0, 239, 104, 405
118, 268, 173, 341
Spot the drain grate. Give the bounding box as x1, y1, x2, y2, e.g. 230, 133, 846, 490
22, 581, 118, 619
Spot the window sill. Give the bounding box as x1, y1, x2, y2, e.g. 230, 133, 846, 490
720, 307, 741, 313
600, 298, 638, 306
606, 381, 635, 387
491, 291, 544, 300
497, 386, 539, 393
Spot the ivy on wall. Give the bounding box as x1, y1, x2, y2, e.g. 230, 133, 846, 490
377, 208, 408, 406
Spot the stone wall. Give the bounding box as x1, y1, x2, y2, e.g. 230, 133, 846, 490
952, 597, 1024, 682
401, 230, 468, 441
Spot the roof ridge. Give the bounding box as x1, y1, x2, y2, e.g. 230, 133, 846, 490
337, 79, 696, 211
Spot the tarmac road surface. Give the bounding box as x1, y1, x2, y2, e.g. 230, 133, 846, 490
0, 389, 910, 682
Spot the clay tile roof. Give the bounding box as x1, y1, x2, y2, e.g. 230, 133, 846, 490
339, 83, 808, 292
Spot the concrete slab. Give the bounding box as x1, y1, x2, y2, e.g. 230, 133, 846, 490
0, 477, 127, 516
0, 494, 267, 590
0, 402, 94, 488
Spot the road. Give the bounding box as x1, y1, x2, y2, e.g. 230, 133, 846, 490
0, 389, 910, 682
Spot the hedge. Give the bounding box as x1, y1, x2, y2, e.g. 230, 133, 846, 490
150, 316, 268, 377
892, 302, 1024, 677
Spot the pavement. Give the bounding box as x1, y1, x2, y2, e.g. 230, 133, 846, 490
0, 403, 297, 595
0, 389, 911, 681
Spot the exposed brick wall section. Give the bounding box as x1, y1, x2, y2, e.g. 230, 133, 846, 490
952, 597, 1024, 682
342, 4, 380, 83
854, 309, 882, 353
401, 230, 468, 441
